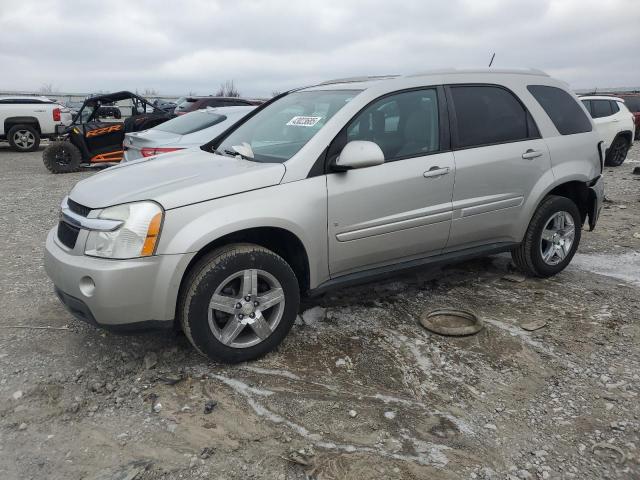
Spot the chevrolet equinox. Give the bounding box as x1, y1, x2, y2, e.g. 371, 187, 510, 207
45, 69, 605, 363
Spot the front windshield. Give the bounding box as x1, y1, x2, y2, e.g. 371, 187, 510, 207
215, 89, 361, 163
76, 105, 95, 123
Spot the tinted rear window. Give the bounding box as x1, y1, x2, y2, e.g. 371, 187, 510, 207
450, 85, 536, 148
527, 85, 592, 135
591, 100, 613, 118
155, 111, 227, 135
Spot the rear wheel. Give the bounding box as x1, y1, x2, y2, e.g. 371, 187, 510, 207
511, 195, 581, 277
605, 136, 629, 167
8, 125, 40, 152
178, 244, 300, 363
43, 141, 82, 174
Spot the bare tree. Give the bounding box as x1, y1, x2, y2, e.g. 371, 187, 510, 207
188, 90, 197, 96
271, 90, 282, 97
215, 80, 241, 97
39, 83, 55, 94
143, 88, 158, 96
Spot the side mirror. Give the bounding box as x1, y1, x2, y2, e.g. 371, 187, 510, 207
333, 141, 384, 172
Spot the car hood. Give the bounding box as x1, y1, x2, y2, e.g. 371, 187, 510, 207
68, 148, 286, 210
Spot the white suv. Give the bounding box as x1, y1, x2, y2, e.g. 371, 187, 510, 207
580, 95, 635, 166
0, 96, 73, 152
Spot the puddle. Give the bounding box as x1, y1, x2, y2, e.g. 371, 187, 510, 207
570, 252, 640, 286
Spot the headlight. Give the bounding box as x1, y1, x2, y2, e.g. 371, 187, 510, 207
85, 201, 163, 259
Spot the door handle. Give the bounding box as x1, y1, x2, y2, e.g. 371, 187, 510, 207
522, 149, 543, 160
423, 166, 450, 178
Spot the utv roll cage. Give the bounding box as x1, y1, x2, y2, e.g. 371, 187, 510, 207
72, 91, 163, 125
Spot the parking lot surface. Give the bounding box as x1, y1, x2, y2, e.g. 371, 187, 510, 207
1, 145, 639, 479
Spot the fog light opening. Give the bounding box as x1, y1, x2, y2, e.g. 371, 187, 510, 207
79, 276, 96, 297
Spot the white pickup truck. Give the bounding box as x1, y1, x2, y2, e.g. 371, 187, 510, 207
0, 96, 73, 152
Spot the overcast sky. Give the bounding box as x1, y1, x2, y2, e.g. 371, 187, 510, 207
0, 0, 638, 97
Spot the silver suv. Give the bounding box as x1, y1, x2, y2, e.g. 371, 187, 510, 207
45, 69, 604, 363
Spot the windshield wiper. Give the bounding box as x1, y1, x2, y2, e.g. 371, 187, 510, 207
211, 148, 235, 158
223, 148, 253, 161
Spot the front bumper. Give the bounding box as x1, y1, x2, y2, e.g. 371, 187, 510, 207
44, 228, 195, 329
587, 175, 604, 231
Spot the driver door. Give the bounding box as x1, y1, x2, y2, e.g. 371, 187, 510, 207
326, 88, 455, 276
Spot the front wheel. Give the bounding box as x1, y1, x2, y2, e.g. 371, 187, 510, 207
178, 244, 300, 363
511, 195, 582, 277
605, 136, 629, 167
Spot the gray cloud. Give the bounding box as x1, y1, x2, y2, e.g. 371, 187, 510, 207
0, 0, 638, 97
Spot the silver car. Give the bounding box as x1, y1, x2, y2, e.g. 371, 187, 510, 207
122, 106, 255, 162
45, 68, 604, 363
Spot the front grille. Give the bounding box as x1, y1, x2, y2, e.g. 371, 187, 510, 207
57, 221, 80, 249
68, 198, 91, 217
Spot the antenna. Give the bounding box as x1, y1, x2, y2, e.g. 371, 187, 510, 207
488, 53, 496, 67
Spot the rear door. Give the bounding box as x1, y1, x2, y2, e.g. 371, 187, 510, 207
326, 87, 455, 276
445, 84, 551, 250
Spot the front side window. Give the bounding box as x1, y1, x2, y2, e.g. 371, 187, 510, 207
346, 88, 440, 161
155, 111, 226, 135
527, 85, 592, 135
215, 90, 360, 163
581, 99, 592, 114
450, 85, 535, 148
591, 100, 613, 118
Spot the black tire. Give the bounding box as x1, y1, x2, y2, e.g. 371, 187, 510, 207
42, 141, 82, 174
8, 124, 40, 152
605, 136, 629, 167
178, 243, 300, 363
511, 195, 582, 277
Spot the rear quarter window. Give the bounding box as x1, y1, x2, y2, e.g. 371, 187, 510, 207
527, 85, 592, 135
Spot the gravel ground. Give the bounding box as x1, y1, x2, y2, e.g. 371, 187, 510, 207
0, 144, 639, 480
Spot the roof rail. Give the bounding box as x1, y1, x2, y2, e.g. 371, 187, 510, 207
317, 75, 400, 86
406, 67, 549, 78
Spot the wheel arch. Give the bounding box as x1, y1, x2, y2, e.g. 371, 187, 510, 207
175, 226, 311, 321
614, 130, 633, 145
4, 117, 41, 134
544, 180, 591, 225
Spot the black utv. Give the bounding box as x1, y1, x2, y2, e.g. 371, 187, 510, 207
43, 91, 174, 174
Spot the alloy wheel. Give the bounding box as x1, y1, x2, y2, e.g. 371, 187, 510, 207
539, 211, 575, 266
13, 130, 35, 150
207, 269, 285, 348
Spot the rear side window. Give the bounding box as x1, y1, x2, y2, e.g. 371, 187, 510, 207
449, 85, 536, 148
591, 100, 613, 118
155, 111, 227, 135
527, 85, 592, 135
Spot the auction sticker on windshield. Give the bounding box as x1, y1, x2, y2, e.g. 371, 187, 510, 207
286, 116, 322, 127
